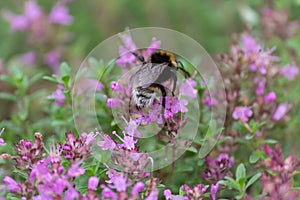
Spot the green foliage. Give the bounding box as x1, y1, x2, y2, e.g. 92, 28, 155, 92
219, 163, 261, 199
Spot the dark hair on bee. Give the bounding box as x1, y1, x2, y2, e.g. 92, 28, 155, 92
150, 51, 175, 65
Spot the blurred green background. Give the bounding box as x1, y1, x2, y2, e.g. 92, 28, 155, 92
1, 0, 300, 148
1, 0, 300, 64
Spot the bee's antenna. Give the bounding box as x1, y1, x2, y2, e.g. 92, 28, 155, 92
176, 61, 191, 78
131, 52, 146, 64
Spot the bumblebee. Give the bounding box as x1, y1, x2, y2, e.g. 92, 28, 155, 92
129, 50, 190, 124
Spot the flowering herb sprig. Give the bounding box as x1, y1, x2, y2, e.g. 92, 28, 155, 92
2, 0, 73, 73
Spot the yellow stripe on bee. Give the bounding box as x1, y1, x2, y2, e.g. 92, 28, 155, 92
156, 51, 177, 67
148, 85, 160, 92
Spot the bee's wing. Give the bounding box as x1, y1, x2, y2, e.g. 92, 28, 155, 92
130, 63, 167, 88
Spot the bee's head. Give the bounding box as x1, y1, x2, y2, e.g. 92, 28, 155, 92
150, 51, 177, 67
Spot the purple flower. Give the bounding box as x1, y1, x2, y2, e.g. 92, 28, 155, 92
264, 92, 276, 103
116, 29, 161, 66
51, 84, 65, 106
163, 96, 188, 119
106, 172, 129, 192
125, 119, 142, 137
65, 186, 79, 200
131, 182, 145, 195
164, 189, 188, 200
119, 29, 137, 51
201, 153, 234, 182
202, 90, 217, 106
145, 37, 161, 57
169, 98, 188, 113
111, 81, 123, 93
261, 145, 300, 200
88, 176, 99, 191
116, 46, 136, 67
107, 98, 121, 108
29, 160, 49, 183
36, 178, 68, 198
49, 4, 73, 25
279, 65, 299, 80
216, 153, 234, 168
241, 35, 261, 54
145, 189, 159, 200
241, 35, 278, 74
67, 162, 85, 177
44, 50, 61, 74
181, 184, 207, 200
0, 138, 4, 146
3, 13, 29, 32
113, 131, 137, 150
24, 0, 42, 21
81, 132, 98, 145
101, 185, 118, 199
60, 132, 92, 161
0, 128, 5, 146
210, 183, 219, 200
180, 78, 198, 99
14, 133, 43, 170
97, 133, 116, 151
272, 103, 290, 121
232, 106, 253, 122
20, 51, 36, 66
3, 176, 21, 193
255, 78, 266, 95
164, 189, 172, 199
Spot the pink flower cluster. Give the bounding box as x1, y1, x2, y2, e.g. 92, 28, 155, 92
2, 0, 73, 73
211, 34, 299, 130
1, 132, 96, 199
259, 145, 300, 200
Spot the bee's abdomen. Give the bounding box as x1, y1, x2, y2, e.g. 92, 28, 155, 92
132, 87, 156, 108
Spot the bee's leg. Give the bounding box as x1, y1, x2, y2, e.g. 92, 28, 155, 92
150, 83, 167, 126
170, 71, 177, 96
136, 104, 140, 110
131, 52, 146, 64
177, 61, 191, 78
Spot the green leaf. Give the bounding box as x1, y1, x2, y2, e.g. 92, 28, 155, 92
237, 177, 246, 189
179, 186, 184, 196
249, 121, 266, 133
219, 179, 239, 191
245, 172, 261, 189
263, 139, 278, 144
216, 136, 232, 145
12, 168, 28, 179
249, 151, 260, 164
0, 92, 16, 101
62, 75, 70, 86
6, 195, 20, 200
0, 74, 15, 85
235, 193, 245, 200
43, 75, 59, 83
222, 177, 240, 191
29, 73, 43, 85
187, 146, 198, 153
60, 62, 71, 77
236, 163, 246, 180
